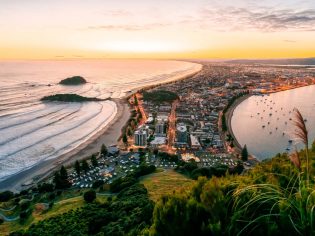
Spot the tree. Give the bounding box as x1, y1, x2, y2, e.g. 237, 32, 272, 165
75, 160, 81, 176
91, 154, 98, 167
53, 171, 62, 189
100, 144, 108, 156
54, 167, 71, 189
134, 95, 138, 106
123, 134, 128, 146
0, 191, 14, 202
60, 165, 68, 180
83, 190, 96, 203
81, 160, 90, 174
127, 127, 132, 136
241, 145, 248, 161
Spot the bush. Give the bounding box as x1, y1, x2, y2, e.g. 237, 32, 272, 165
83, 190, 96, 203
0, 191, 14, 202
49, 202, 54, 208
110, 176, 137, 193
92, 180, 104, 189
38, 183, 54, 193
20, 201, 30, 211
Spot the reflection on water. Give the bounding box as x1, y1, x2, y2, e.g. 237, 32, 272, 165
231, 85, 315, 160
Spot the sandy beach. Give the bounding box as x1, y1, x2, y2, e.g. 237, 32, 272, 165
0, 98, 131, 192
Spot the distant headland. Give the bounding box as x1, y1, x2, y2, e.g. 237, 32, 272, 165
41, 94, 105, 102
59, 76, 87, 85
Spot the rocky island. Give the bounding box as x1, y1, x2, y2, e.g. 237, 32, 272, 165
59, 76, 87, 85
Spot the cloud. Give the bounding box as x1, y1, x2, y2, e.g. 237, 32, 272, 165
193, 7, 315, 32
86, 23, 169, 31
283, 40, 297, 43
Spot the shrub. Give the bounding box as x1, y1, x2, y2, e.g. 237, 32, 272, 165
0, 191, 14, 202
83, 190, 96, 203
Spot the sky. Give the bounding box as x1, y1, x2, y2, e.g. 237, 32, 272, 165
1, 0, 315, 59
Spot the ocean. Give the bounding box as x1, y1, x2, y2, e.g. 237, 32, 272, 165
231, 85, 315, 160
0, 59, 201, 181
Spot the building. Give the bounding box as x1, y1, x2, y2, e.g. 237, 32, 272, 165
134, 129, 147, 146
155, 121, 165, 136
176, 123, 188, 144
151, 136, 166, 148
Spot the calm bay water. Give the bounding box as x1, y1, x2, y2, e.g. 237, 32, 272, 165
0, 60, 201, 181
231, 85, 315, 160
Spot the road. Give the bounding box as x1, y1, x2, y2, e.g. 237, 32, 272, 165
167, 100, 179, 152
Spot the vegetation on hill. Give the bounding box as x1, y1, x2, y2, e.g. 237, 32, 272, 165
59, 76, 87, 85
12, 184, 153, 236
143, 90, 178, 103
41, 94, 103, 102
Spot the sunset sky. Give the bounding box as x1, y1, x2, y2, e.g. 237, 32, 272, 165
1, 0, 315, 59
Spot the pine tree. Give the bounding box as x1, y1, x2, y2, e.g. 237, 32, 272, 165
91, 154, 98, 167
100, 144, 108, 156
81, 160, 90, 174
134, 95, 138, 106
241, 145, 248, 161
75, 160, 81, 176
60, 165, 68, 180
123, 134, 128, 145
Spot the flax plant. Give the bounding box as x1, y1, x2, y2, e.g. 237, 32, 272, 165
292, 108, 310, 184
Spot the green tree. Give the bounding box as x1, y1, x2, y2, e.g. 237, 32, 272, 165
123, 134, 128, 145
60, 165, 68, 180
127, 127, 132, 136
91, 154, 98, 167
241, 145, 248, 161
81, 160, 90, 174
83, 190, 96, 203
75, 160, 81, 176
134, 95, 138, 106
100, 144, 108, 156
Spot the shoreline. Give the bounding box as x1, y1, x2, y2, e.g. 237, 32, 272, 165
0, 63, 203, 192
0, 98, 131, 192
225, 94, 252, 154
225, 83, 315, 162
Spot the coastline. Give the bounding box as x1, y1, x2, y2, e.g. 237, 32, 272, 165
225, 83, 315, 162
0, 98, 131, 192
0, 63, 203, 192
225, 94, 252, 154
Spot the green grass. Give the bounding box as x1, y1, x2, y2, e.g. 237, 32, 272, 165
139, 169, 194, 202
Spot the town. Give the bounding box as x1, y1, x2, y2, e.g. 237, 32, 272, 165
67, 62, 315, 188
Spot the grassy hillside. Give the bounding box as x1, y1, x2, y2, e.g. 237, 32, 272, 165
139, 169, 193, 202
